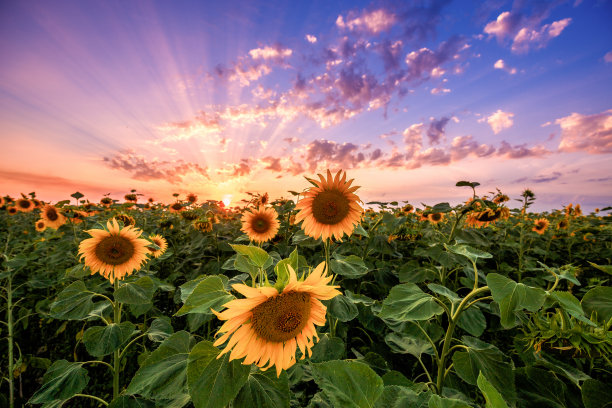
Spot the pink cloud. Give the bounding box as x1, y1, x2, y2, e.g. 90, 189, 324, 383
511, 18, 571, 53
605, 51, 612, 63
336, 9, 397, 34
481, 109, 514, 134
493, 59, 517, 74
450, 135, 496, 161
305, 34, 317, 44
497, 141, 549, 158
556, 109, 612, 154
249, 45, 293, 60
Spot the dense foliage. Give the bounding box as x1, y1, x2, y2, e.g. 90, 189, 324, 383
0, 184, 610, 408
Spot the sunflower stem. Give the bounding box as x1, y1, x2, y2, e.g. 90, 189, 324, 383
112, 279, 121, 400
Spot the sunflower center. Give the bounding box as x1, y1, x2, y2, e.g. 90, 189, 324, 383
252, 216, 269, 233
94, 235, 136, 266
251, 291, 311, 342
46, 208, 58, 221
311, 190, 350, 225
19, 200, 31, 209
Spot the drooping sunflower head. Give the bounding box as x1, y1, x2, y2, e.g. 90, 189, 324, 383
493, 194, 509, 205
100, 197, 113, 207
124, 193, 138, 203
32, 199, 43, 208
428, 212, 444, 224
557, 219, 568, 229
169, 202, 184, 213
35, 219, 46, 232
402, 204, 414, 214
295, 170, 363, 241
15, 198, 34, 212
78, 218, 151, 283
193, 219, 213, 232
181, 210, 199, 221
241, 206, 280, 243
212, 261, 340, 377
115, 213, 135, 227
41, 205, 66, 229
574, 204, 582, 217
147, 234, 168, 258
532, 218, 550, 235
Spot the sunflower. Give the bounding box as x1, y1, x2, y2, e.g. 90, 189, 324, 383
148, 234, 168, 258
35, 219, 46, 232
402, 204, 414, 214
193, 219, 213, 232
241, 206, 280, 243
78, 218, 151, 283
186, 193, 198, 204
428, 212, 444, 224
574, 204, 582, 217
15, 198, 34, 212
7, 206, 17, 215
532, 218, 550, 235
115, 213, 135, 227
493, 194, 509, 205
41, 204, 66, 229
124, 193, 137, 203
100, 197, 114, 207
68, 210, 88, 224
294, 170, 363, 241
0, 197, 5, 208
169, 202, 184, 213
212, 262, 340, 377
557, 219, 568, 229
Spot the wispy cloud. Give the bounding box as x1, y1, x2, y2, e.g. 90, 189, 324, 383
336, 8, 397, 35
493, 59, 517, 74
556, 109, 612, 154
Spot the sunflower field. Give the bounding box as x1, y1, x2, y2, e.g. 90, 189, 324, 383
0, 173, 611, 408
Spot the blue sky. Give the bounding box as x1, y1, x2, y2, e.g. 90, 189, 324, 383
1, 0, 611, 211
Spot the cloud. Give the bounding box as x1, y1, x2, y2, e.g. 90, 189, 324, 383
450, 135, 496, 161
604, 51, 612, 63
482, 109, 514, 134
260, 156, 282, 172
103, 150, 209, 184
497, 141, 549, 158
336, 8, 397, 34
305, 34, 317, 44
404, 36, 468, 83
426, 117, 451, 145
249, 45, 293, 61
493, 59, 517, 74
532, 171, 562, 183
431, 87, 451, 94
403, 123, 423, 158
511, 18, 571, 53
303, 139, 364, 171
556, 109, 612, 154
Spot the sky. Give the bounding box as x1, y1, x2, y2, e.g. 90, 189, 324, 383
1, 0, 611, 212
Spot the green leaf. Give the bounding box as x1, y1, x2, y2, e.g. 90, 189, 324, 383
379, 284, 444, 322
581, 286, 612, 322
126, 331, 192, 400
353, 223, 369, 237
311, 360, 384, 408
381, 371, 414, 388
187, 340, 250, 408
274, 248, 304, 290
476, 372, 509, 408
427, 283, 461, 304
107, 395, 156, 408
147, 317, 174, 342
234, 369, 290, 408
549, 291, 596, 326
311, 335, 345, 362
28, 360, 89, 404
49, 281, 97, 320
83, 322, 136, 357
230, 244, 270, 268
456, 181, 480, 188
515, 367, 568, 408
328, 295, 358, 322
344, 290, 375, 306
444, 244, 492, 263
428, 394, 471, 408
452, 336, 515, 404
373, 386, 421, 408
330, 254, 369, 279
431, 202, 452, 213
234, 254, 260, 280
399, 264, 437, 284
176, 276, 234, 317
71, 191, 84, 200
115, 276, 156, 304
384, 332, 433, 358
486, 273, 546, 328
456, 306, 486, 337
581, 379, 612, 408
587, 262, 612, 276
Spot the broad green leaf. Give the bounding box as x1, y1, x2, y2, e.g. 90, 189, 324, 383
230, 244, 270, 268
384, 332, 433, 357
28, 360, 89, 404
431, 202, 453, 213
534, 353, 591, 386
64, 264, 90, 279
486, 273, 546, 328
176, 276, 234, 316
49, 281, 97, 320
379, 284, 444, 322
234, 254, 260, 280
587, 262, 612, 276
330, 254, 369, 278
477, 372, 509, 408
373, 386, 420, 408
581, 286, 612, 322
344, 290, 375, 306
311, 360, 384, 408
187, 340, 250, 408
445, 244, 492, 263
234, 369, 290, 408
107, 395, 156, 408
83, 322, 136, 357
581, 379, 612, 408
381, 371, 414, 388
274, 248, 304, 290
115, 276, 156, 304
452, 336, 515, 404
549, 291, 596, 326
515, 367, 568, 408
311, 334, 345, 362
126, 331, 192, 400
399, 264, 437, 284
456, 181, 480, 188
427, 283, 461, 304
428, 394, 471, 408
328, 295, 358, 322
457, 306, 486, 337
353, 223, 369, 237
147, 317, 174, 342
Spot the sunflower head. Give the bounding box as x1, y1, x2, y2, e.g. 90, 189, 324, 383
295, 170, 363, 241
15, 198, 34, 212
557, 219, 568, 229
147, 234, 168, 258
428, 212, 444, 224
124, 193, 138, 203
41, 205, 66, 229
115, 213, 135, 227
7, 206, 18, 215
100, 197, 114, 207
169, 202, 184, 213
193, 219, 213, 232
181, 210, 199, 221
78, 218, 151, 283
532, 218, 550, 235
148, 197, 155, 203
402, 204, 414, 214
241, 206, 280, 243
212, 262, 340, 377
493, 194, 509, 204
35, 219, 46, 232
